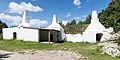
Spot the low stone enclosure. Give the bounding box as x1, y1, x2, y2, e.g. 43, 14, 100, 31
98, 33, 120, 57
66, 33, 120, 57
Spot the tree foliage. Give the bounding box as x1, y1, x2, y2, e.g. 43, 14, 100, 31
78, 21, 83, 25
63, 19, 88, 34
84, 14, 91, 24
0, 20, 8, 33
78, 14, 91, 25
98, 0, 120, 32
69, 19, 76, 25
59, 21, 64, 27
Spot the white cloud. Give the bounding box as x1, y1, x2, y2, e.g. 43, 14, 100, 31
82, 15, 88, 18
30, 19, 48, 27
74, 17, 81, 20
73, 0, 81, 8
0, 13, 22, 25
65, 13, 71, 17
0, 13, 48, 27
62, 20, 68, 26
8, 2, 43, 14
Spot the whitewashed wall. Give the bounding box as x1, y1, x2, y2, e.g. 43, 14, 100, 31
3, 27, 18, 39
3, 27, 39, 42
83, 32, 96, 42
17, 28, 39, 42
3, 27, 114, 43
66, 34, 83, 42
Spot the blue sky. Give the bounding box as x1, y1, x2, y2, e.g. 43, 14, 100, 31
0, 0, 112, 27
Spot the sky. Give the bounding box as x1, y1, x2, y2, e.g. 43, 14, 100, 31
0, 0, 112, 27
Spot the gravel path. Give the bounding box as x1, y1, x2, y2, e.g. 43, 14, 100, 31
0, 50, 86, 60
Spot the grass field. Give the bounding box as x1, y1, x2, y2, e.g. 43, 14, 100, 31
118, 31, 120, 34
0, 39, 120, 60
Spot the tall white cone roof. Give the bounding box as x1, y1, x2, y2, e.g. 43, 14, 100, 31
49, 14, 61, 31
22, 11, 29, 23
85, 10, 105, 32
49, 14, 65, 40
18, 11, 31, 27
52, 14, 57, 24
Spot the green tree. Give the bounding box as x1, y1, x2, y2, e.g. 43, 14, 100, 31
66, 22, 70, 26
78, 21, 83, 25
59, 21, 64, 27
84, 14, 91, 24
0, 20, 8, 33
98, 0, 120, 32
69, 19, 76, 25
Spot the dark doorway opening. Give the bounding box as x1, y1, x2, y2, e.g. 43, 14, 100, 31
50, 34, 53, 42
13, 32, 17, 39
96, 33, 103, 42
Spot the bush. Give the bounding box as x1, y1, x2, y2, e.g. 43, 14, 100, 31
0, 34, 3, 40
117, 37, 120, 45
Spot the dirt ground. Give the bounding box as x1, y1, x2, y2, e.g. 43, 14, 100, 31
0, 50, 86, 60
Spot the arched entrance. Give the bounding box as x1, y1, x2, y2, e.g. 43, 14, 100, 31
96, 33, 103, 42
13, 32, 17, 39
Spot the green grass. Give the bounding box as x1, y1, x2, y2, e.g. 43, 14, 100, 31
0, 40, 54, 51
0, 39, 120, 60
118, 31, 120, 34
